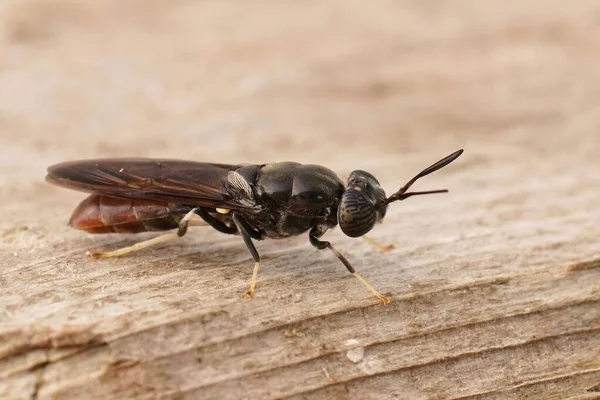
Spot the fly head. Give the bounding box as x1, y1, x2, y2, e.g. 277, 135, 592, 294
338, 170, 387, 238
337, 149, 464, 238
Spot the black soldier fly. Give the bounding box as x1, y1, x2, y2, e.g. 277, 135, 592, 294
46, 149, 463, 304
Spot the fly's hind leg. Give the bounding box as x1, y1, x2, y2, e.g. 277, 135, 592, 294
90, 208, 199, 259
310, 229, 391, 304
231, 212, 261, 299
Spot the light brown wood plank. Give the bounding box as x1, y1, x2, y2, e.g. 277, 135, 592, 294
1, 0, 600, 399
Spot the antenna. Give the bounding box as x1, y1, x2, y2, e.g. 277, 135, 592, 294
385, 149, 463, 204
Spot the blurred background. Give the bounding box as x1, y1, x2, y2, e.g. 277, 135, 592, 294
1, 0, 598, 175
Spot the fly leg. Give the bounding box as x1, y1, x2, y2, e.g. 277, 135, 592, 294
90, 208, 199, 258
309, 230, 391, 304
231, 212, 261, 298
195, 208, 237, 235
362, 235, 395, 252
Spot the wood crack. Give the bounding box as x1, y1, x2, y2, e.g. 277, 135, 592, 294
451, 368, 600, 399
169, 306, 600, 398
279, 329, 600, 400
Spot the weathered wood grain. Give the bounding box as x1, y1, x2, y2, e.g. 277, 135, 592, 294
1, 1, 600, 399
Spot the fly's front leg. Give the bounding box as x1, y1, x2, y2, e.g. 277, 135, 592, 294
89, 208, 199, 258
362, 235, 395, 252
309, 230, 391, 304
231, 212, 261, 299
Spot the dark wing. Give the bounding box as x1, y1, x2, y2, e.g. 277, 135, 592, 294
46, 158, 259, 211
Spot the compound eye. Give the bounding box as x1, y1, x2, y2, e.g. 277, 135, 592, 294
337, 189, 377, 238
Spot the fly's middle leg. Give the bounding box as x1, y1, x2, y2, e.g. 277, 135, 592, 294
231, 212, 261, 299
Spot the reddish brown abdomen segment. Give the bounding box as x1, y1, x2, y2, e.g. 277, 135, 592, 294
69, 195, 183, 233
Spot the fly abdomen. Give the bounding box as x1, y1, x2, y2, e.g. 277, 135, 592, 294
69, 195, 182, 233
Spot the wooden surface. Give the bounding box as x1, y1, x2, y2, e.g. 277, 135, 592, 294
1, 1, 600, 399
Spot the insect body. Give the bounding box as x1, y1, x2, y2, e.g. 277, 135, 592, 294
46, 150, 463, 304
